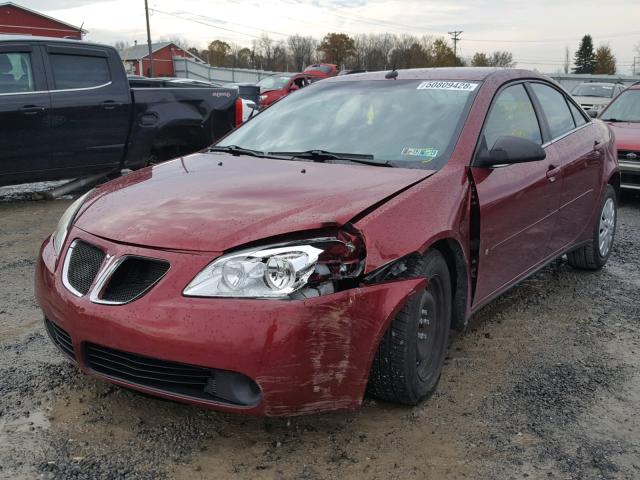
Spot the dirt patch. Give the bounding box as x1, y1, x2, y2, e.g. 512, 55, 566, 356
1, 193, 639, 480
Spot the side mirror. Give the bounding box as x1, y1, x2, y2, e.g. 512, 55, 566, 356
587, 109, 598, 118
289, 84, 300, 92
476, 136, 546, 168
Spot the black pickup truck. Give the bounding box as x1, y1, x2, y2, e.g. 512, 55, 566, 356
0, 36, 246, 186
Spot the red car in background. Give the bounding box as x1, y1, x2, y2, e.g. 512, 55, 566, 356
304, 63, 338, 77
37, 68, 619, 416
257, 72, 323, 108
598, 82, 640, 191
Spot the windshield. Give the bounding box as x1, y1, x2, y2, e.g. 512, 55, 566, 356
257, 75, 291, 90
571, 84, 615, 98
218, 79, 480, 170
601, 90, 640, 122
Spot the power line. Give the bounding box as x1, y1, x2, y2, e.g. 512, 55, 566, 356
149, 7, 263, 39
172, 10, 289, 38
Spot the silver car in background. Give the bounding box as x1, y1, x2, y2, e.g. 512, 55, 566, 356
571, 82, 625, 113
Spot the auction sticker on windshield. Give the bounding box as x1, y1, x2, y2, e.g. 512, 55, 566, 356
417, 81, 479, 91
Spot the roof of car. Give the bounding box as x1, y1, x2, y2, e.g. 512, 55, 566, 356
575, 82, 620, 86
0, 35, 109, 50
327, 67, 549, 83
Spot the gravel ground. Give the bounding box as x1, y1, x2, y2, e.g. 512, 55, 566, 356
0, 190, 639, 480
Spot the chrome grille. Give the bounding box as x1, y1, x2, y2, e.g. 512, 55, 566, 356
619, 150, 640, 163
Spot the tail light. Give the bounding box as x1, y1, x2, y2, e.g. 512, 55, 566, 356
235, 98, 243, 128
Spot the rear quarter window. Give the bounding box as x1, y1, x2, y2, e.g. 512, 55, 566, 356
50, 54, 110, 90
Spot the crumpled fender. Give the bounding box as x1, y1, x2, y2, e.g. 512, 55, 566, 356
259, 277, 426, 416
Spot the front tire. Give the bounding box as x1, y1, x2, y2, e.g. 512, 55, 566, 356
567, 185, 617, 270
367, 250, 452, 405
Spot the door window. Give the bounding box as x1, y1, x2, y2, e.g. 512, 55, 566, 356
0, 52, 35, 93
530, 83, 575, 139
50, 54, 110, 90
482, 83, 542, 151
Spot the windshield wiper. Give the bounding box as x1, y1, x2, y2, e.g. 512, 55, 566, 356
209, 145, 266, 157
268, 150, 393, 167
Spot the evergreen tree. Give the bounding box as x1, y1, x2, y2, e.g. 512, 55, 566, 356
573, 35, 596, 74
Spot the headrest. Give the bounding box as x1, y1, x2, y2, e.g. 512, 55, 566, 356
0, 54, 12, 74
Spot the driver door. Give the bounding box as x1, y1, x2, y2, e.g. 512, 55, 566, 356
470, 82, 562, 305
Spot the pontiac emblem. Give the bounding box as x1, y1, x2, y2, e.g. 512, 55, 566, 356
627, 152, 638, 160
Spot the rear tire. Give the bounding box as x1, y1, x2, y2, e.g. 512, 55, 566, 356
367, 250, 452, 405
567, 185, 617, 270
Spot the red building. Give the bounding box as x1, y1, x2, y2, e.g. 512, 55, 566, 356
0, 2, 85, 39
121, 42, 204, 78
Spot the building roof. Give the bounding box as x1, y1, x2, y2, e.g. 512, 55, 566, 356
121, 41, 172, 61
0, 2, 87, 34
120, 42, 204, 63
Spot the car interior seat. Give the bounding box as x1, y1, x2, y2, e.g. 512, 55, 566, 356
0, 53, 17, 93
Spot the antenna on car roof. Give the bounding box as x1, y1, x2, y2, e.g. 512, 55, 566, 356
385, 67, 398, 80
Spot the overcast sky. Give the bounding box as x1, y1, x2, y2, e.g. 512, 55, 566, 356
23, 0, 640, 73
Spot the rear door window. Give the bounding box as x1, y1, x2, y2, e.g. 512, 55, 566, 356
482, 83, 542, 150
568, 101, 587, 127
50, 54, 110, 90
0, 52, 35, 93
530, 83, 576, 139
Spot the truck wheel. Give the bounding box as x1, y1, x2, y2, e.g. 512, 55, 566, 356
367, 250, 451, 405
567, 185, 617, 270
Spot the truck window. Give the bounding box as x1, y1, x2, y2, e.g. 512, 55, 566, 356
50, 54, 110, 90
0, 52, 35, 93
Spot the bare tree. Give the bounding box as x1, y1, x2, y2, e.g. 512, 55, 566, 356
113, 41, 131, 55
489, 51, 516, 68
252, 34, 275, 70
288, 35, 317, 71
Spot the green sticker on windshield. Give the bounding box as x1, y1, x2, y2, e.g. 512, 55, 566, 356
402, 147, 439, 161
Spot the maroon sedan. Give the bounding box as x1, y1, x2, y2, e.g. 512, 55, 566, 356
36, 68, 619, 416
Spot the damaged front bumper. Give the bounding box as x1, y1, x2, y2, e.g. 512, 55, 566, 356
35, 229, 424, 416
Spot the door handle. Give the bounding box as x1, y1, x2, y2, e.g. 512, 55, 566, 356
102, 101, 122, 110
546, 164, 561, 182
20, 105, 45, 116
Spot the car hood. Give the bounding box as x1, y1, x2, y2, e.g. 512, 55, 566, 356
573, 96, 610, 106
606, 122, 640, 151
75, 153, 434, 252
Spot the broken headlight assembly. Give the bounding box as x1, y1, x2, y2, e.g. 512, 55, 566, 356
183, 232, 365, 299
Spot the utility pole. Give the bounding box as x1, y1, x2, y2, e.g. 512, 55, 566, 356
633, 57, 638, 77
144, 0, 154, 77
448, 30, 462, 65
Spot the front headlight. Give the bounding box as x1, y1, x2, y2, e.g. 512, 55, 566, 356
183, 235, 365, 299
51, 190, 93, 256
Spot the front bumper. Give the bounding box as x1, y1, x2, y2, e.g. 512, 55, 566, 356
35, 228, 424, 416
620, 161, 640, 190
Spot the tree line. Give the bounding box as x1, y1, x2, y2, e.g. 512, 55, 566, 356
572, 35, 617, 75
171, 33, 516, 72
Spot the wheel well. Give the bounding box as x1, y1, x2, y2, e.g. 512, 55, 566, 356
363, 239, 470, 331
430, 239, 469, 331
609, 171, 621, 201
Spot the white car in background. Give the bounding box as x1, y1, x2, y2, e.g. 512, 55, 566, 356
571, 82, 625, 113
